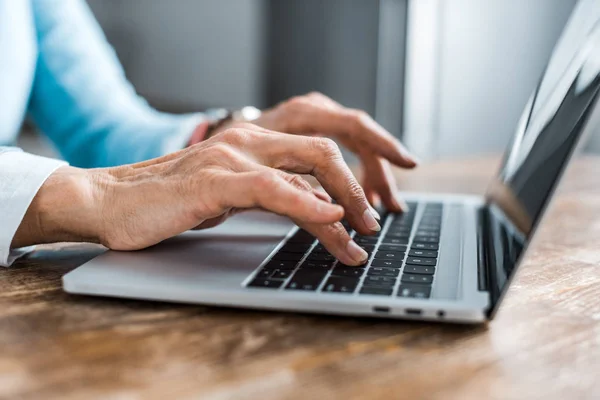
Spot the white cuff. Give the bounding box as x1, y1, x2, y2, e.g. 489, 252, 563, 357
0, 150, 68, 267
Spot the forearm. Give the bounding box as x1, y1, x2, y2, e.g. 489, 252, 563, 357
11, 167, 106, 248
29, 0, 204, 168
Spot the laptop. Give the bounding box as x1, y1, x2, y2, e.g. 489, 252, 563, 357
63, 1, 600, 323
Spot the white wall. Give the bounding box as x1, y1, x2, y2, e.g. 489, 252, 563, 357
88, 0, 267, 109
405, 0, 577, 160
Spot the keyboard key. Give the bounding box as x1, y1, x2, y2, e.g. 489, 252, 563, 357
368, 267, 400, 277
302, 261, 334, 270
248, 278, 284, 289
408, 249, 438, 258
362, 280, 396, 289
381, 238, 409, 246
358, 244, 376, 254
281, 243, 311, 253
397, 284, 431, 299
387, 226, 412, 234
331, 267, 365, 278
373, 251, 405, 261
406, 257, 437, 266
370, 259, 401, 268
365, 275, 397, 285
288, 229, 315, 243
401, 274, 434, 284
272, 252, 303, 261
271, 269, 293, 279
417, 224, 441, 231
415, 230, 440, 237
403, 265, 436, 275
378, 244, 407, 252
306, 253, 336, 262
386, 234, 411, 242
359, 286, 393, 296
311, 244, 329, 254
392, 214, 415, 223
257, 269, 274, 278
265, 260, 298, 270
412, 243, 439, 251
413, 237, 439, 244
390, 221, 414, 229
322, 277, 359, 293
286, 270, 327, 291
416, 228, 440, 234
414, 234, 440, 243
419, 218, 441, 226
355, 236, 378, 245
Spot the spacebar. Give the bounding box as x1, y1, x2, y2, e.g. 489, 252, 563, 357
285, 270, 326, 291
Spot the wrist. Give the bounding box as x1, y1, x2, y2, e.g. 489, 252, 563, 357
204, 106, 263, 139
12, 166, 108, 248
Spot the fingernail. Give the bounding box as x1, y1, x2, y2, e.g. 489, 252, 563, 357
395, 195, 410, 212
400, 147, 420, 166
362, 209, 381, 232
408, 153, 421, 166
368, 204, 381, 220
346, 240, 369, 264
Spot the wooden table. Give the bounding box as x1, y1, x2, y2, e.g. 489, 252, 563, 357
2, 156, 600, 400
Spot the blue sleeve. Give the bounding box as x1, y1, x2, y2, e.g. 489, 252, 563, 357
28, 0, 204, 168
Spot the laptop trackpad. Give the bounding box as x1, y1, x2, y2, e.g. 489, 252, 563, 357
63, 211, 295, 291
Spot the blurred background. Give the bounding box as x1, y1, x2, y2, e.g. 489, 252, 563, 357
22, 0, 598, 161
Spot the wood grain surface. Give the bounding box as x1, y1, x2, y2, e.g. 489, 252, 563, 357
1, 156, 600, 400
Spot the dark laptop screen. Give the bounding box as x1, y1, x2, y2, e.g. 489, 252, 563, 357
484, 0, 600, 316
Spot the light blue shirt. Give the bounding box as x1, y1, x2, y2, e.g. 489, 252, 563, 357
0, 0, 203, 265
1, 0, 201, 166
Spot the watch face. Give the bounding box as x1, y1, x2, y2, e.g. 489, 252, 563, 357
237, 106, 262, 122
206, 108, 229, 123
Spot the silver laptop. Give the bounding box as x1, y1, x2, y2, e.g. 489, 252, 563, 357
63, 1, 600, 323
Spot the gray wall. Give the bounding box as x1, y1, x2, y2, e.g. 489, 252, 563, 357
88, 0, 382, 114
267, 0, 381, 115
88, 0, 268, 110
87, 0, 588, 160
433, 0, 578, 159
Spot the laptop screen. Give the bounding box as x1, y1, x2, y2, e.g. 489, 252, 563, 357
484, 0, 600, 316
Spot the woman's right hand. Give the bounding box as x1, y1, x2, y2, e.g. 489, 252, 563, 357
14, 123, 383, 266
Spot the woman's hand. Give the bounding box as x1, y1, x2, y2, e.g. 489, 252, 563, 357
212, 92, 419, 211
13, 124, 386, 266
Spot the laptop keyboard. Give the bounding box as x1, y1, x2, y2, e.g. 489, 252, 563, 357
246, 202, 443, 299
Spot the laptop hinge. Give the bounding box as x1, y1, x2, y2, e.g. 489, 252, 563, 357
477, 206, 497, 317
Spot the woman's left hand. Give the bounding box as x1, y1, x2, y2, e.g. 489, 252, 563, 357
212, 92, 418, 212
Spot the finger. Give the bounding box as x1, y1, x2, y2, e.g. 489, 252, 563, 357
277, 171, 366, 265
361, 165, 379, 207
271, 170, 332, 204
313, 189, 332, 203
285, 100, 419, 168
363, 187, 379, 208
305, 91, 342, 109
215, 171, 344, 224
296, 221, 368, 266
277, 168, 367, 266
362, 155, 408, 213
247, 134, 382, 235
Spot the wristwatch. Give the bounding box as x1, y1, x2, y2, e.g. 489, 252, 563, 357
205, 106, 262, 137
